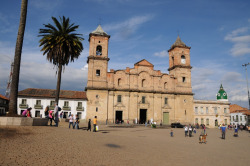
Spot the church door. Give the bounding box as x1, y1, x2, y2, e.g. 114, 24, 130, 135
163, 112, 169, 125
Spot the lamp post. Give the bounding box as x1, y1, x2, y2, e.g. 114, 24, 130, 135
242, 63, 250, 110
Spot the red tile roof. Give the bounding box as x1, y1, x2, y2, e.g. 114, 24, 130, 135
0, 94, 9, 100
18, 88, 87, 100
230, 104, 249, 113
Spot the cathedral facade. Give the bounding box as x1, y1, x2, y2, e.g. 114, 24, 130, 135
86, 25, 195, 125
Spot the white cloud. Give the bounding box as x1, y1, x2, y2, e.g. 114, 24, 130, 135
154, 50, 168, 57
81, 64, 88, 70
221, 72, 243, 83
103, 15, 154, 40
224, 26, 250, 56
19, 62, 87, 91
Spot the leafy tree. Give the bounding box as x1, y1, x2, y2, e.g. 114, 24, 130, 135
39, 16, 84, 104
8, 0, 28, 116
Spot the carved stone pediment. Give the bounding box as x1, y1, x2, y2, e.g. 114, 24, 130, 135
114, 102, 125, 107
162, 104, 171, 109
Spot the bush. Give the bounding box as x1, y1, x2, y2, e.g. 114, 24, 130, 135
151, 124, 156, 128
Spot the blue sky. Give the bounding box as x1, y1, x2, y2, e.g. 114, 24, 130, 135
0, 0, 249, 108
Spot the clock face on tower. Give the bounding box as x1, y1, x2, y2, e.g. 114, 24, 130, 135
181, 59, 186, 64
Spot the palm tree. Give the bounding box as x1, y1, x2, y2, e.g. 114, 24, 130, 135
38, 16, 84, 104
8, 0, 28, 116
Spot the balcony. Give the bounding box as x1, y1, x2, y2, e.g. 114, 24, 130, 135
63, 106, 71, 110
34, 105, 43, 109
19, 104, 28, 109
76, 107, 84, 111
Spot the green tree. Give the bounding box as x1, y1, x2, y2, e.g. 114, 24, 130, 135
38, 16, 84, 104
8, 0, 28, 116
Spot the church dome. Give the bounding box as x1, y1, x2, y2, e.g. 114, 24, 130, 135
216, 84, 228, 101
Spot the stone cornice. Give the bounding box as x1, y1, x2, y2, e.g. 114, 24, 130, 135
87, 56, 110, 63
168, 65, 192, 71
194, 99, 230, 105
85, 87, 194, 96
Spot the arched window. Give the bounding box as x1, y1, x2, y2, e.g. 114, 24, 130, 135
118, 78, 121, 86
181, 55, 186, 64
164, 82, 167, 89
96, 45, 102, 55
142, 79, 146, 87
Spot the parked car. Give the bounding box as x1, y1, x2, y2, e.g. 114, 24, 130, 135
171, 123, 184, 128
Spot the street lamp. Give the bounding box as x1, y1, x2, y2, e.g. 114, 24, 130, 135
242, 63, 250, 110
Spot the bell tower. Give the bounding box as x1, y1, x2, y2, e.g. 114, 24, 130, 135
168, 36, 192, 93
87, 25, 110, 89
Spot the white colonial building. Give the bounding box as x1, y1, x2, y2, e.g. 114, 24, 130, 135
193, 84, 230, 128
17, 88, 87, 119
230, 104, 249, 126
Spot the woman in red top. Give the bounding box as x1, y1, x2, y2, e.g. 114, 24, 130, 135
26, 108, 32, 117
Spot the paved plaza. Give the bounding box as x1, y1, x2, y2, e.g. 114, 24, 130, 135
1, 122, 250, 166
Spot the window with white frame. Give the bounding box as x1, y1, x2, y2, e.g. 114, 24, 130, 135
206, 107, 209, 114
200, 107, 204, 114
195, 107, 198, 114
22, 99, 27, 104
214, 107, 217, 114
64, 101, 69, 107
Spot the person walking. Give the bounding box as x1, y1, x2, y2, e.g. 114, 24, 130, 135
49, 110, 54, 126
69, 114, 74, 129
220, 123, 227, 139
44, 106, 49, 118
188, 124, 192, 137
87, 119, 91, 132
184, 125, 188, 137
93, 116, 97, 132
74, 115, 80, 129
54, 103, 59, 127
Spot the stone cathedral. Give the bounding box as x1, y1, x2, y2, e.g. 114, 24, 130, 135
86, 25, 230, 126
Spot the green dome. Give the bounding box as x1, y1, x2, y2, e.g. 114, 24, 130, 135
216, 84, 228, 100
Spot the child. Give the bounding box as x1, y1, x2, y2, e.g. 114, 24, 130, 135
170, 129, 173, 137
193, 128, 196, 134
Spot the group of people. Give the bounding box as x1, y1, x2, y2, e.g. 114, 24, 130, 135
184, 124, 198, 137
68, 114, 80, 129
21, 107, 32, 117
44, 103, 61, 127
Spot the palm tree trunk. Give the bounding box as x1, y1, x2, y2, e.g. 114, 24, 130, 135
55, 64, 62, 105
8, 0, 28, 116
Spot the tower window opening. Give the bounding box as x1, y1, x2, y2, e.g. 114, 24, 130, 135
182, 77, 186, 83
164, 82, 167, 89
96, 70, 100, 76
96, 45, 102, 55
142, 79, 146, 87
181, 55, 186, 64
118, 78, 121, 86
